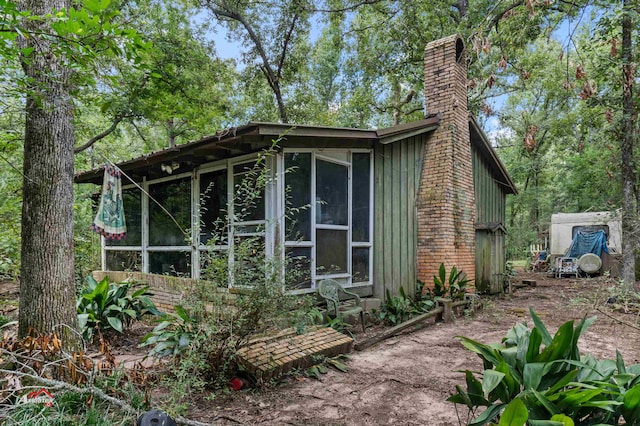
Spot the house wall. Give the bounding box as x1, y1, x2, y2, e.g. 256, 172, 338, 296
373, 135, 426, 298
473, 146, 508, 293
417, 35, 476, 288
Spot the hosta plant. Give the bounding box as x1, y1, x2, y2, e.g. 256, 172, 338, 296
77, 276, 161, 341
449, 308, 640, 425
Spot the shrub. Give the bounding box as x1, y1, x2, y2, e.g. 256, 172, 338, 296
449, 308, 640, 425
77, 276, 161, 342
140, 237, 319, 414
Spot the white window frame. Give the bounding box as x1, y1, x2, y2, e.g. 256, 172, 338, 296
100, 148, 373, 293
281, 149, 374, 294
144, 170, 194, 278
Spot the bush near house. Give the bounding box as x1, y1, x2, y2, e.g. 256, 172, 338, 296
77, 276, 161, 342
376, 264, 468, 326
449, 308, 640, 425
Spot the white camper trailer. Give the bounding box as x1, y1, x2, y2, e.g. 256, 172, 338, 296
549, 211, 622, 257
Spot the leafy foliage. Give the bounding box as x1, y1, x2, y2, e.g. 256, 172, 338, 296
449, 308, 640, 425
376, 284, 436, 326
140, 305, 197, 358
427, 263, 469, 301
77, 276, 160, 342
305, 354, 350, 380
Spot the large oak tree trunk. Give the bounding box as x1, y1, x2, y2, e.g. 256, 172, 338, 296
620, 0, 638, 290
18, 0, 80, 348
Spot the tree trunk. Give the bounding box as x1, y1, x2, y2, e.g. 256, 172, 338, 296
620, 0, 638, 290
18, 0, 80, 349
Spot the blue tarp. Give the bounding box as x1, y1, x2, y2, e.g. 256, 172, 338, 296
565, 230, 609, 258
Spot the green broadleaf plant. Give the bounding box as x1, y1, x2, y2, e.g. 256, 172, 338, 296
449, 308, 640, 425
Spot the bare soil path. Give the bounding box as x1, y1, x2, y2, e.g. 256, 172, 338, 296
186, 272, 640, 425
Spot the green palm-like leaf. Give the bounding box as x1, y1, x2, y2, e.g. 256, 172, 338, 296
458, 336, 502, 366
530, 309, 552, 346
536, 321, 575, 363
483, 370, 506, 397
107, 316, 123, 333
549, 414, 574, 426
499, 398, 528, 426
622, 384, 640, 422
470, 403, 505, 426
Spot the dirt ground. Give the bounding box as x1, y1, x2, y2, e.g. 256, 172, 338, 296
2, 272, 640, 425
186, 272, 640, 425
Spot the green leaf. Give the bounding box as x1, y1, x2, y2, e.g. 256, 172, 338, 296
466, 370, 484, 397
526, 327, 542, 362
537, 320, 575, 362
107, 316, 123, 333
78, 313, 89, 330
532, 389, 559, 416
616, 349, 626, 374
327, 359, 348, 372
178, 333, 190, 347
530, 309, 552, 346
306, 366, 321, 380
458, 336, 501, 366
470, 403, 505, 426
622, 384, 640, 422
548, 415, 574, 426
523, 362, 545, 390
174, 305, 189, 321
483, 370, 506, 397
498, 398, 528, 426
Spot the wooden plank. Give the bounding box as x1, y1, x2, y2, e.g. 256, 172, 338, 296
354, 308, 443, 351
392, 141, 401, 295
399, 139, 409, 295
383, 145, 393, 296
373, 149, 385, 299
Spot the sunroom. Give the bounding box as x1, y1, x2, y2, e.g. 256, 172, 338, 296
76, 121, 426, 295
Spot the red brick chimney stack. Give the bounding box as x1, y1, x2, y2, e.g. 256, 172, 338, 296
417, 35, 476, 288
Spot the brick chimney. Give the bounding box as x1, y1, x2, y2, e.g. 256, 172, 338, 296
417, 35, 476, 288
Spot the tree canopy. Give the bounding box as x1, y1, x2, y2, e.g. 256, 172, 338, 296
1, 0, 639, 343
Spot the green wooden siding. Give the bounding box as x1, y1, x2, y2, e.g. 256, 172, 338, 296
373, 135, 426, 299
472, 146, 507, 293
473, 148, 506, 224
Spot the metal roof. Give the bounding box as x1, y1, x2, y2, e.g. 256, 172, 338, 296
74, 114, 514, 193
75, 116, 440, 184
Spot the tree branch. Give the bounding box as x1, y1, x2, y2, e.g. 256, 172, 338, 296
74, 114, 127, 153
203, 1, 289, 122
277, 12, 299, 79
306, 0, 385, 13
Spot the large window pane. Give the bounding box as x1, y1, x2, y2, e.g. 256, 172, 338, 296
316, 160, 348, 226
149, 177, 191, 246
352, 248, 370, 283
284, 153, 311, 241
233, 162, 265, 222
106, 188, 142, 246
200, 169, 228, 245
149, 251, 190, 277
316, 229, 347, 274
352, 153, 370, 242
285, 247, 312, 290
106, 251, 142, 271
